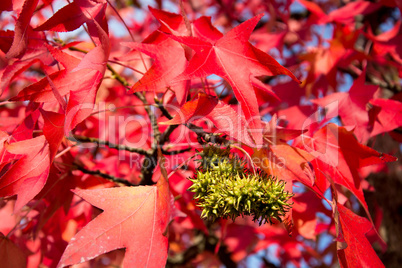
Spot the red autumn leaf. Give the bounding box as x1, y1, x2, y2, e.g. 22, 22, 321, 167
0, 58, 40, 96
302, 124, 397, 217
10, 107, 40, 141
0, 132, 9, 171
327, 0, 381, 25
123, 42, 188, 105
0, 135, 50, 212
64, 21, 110, 132
143, 6, 190, 44
35, 0, 106, 32
292, 191, 330, 240
162, 93, 218, 125
0, 232, 27, 268
131, 8, 226, 104
262, 114, 306, 143
311, 68, 379, 143
366, 20, 401, 43
5, 0, 39, 58
252, 116, 318, 233
11, 69, 70, 102
224, 223, 258, 262
367, 19, 402, 61
168, 14, 299, 145
296, 0, 327, 24
0, 201, 18, 236
57, 176, 171, 268
253, 144, 315, 187
369, 98, 402, 137
41, 110, 65, 160
64, 70, 104, 133
14, 22, 109, 133
191, 16, 224, 43
335, 203, 384, 268
162, 93, 255, 146
254, 115, 315, 187
11, 44, 85, 103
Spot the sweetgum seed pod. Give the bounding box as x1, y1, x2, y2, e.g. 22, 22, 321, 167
188, 145, 293, 224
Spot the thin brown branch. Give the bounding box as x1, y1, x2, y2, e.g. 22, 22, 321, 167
107, 64, 131, 87
160, 125, 179, 145
70, 135, 151, 155
75, 164, 134, 186
162, 147, 191, 155
187, 124, 230, 145
155, 99, 174, 120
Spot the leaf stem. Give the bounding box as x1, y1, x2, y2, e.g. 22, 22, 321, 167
230, 144, 256, 175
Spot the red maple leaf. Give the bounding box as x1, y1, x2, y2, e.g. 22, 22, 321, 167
34, 0, 107, 33
335, 203, 384, 268
58, 176, 171, 268
326, 0, 381, 25
0, 135, 50, 212
369, 98, 402, 137
162, 93, 255, 146
302, 124, 397, 217
5, 0, 39, 59
292, 191, 330, 240
312, 68, 379, 143
123, 42, 188, 105
126, 8, 231, 105
41, 110, 65, 160
167, 14, 299, 145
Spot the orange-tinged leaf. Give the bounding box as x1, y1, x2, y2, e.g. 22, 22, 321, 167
161, 93, 218, 125
253, 144, 315, 187
253, 143, 314, 234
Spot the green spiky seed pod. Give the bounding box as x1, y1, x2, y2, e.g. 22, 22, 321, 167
188, 146, 293, 225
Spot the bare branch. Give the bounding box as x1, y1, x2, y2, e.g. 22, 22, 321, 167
70, 135, 152, 155
75, 164, 134, 186
162, 147, 191, 155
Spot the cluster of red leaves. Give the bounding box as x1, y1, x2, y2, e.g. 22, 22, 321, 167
0, 0, 401, 267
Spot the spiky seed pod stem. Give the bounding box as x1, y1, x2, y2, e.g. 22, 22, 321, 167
188, 146, 293, 225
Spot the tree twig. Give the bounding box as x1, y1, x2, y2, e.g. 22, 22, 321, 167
187, 124, 230, 145
154, 99, 230, 145
162, 147, 192, 155
155, 98, 173, 120
70, 135, 152, 155
75, 164, 134, 186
